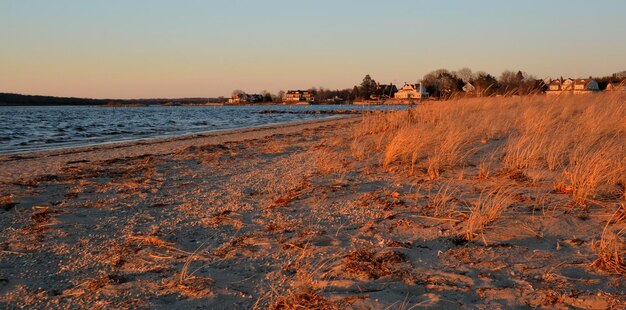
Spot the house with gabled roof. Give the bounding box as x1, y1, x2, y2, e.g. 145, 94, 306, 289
462, 82, 476, 94
573, 78, 599, 94
546, 77, 598, 95
227, 93, 264, 104
394, 83, 426, 100
283, 90, 314, 104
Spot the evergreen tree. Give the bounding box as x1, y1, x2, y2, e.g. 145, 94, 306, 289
351, 86, 360, 100
359, 74, 377, 100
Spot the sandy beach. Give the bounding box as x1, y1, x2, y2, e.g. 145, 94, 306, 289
1, 100, 625, 309
4, 0, 626, 308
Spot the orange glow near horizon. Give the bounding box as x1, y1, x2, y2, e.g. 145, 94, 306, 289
2, 1, 625, 99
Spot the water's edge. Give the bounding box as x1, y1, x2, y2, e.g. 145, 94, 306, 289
0, 115, 357, 159
0, 105, 407, 155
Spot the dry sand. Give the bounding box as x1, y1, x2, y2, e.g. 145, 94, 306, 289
0, 115, 624, 309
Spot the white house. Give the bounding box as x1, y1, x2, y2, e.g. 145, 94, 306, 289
394, 83, 426, 100
573, 78, 599, 94
606, 81, 626, 91
462, 82, 476, 94
283, 90, 314, 104
228, 93, 264, 104
546, 78, 598, 95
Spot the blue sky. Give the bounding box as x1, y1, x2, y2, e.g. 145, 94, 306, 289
1, 0, 625, 98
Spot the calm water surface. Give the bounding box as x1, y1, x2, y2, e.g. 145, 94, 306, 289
0, 104, 409, 154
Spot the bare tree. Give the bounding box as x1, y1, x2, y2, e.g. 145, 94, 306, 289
231, 89, 245, 97
473, 72, 499, 96
422, 69, 463, 99
261, 90, 272, 102
499, 70, 522, 94
499, 70, 536, 95
455, 67, 474, 83
275, 90, 285, 103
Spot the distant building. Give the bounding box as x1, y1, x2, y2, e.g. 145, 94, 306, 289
573, 78, 599, 94
606, 81, 626, 91
394, 83, 426, 100
227, 94, 245, 104
228, 93, 264, 104
283, 90, 314, 103
462, 82, 476, 94
248, 94, 264, 103
546, 77, 598, 95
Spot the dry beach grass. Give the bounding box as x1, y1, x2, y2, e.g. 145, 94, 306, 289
0, 94, 625, 308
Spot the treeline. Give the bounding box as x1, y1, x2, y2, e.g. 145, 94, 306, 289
0, 93, 226, 106
266, 88, 357, 103
268, 69, 549, 103
421, 68, 546, 99
422, 68, 626, 98
266, 75, 388, 103
0, 93, 108, 106
593, 70, 626, 89
6, 68, 625, 106
321, 68, 625, 101
309, 75, 384, 102
304, 87, 357, 103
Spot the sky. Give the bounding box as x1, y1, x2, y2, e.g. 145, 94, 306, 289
1, 0, 625, 99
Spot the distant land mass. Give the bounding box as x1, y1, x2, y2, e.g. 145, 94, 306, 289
0, 92, 225, 106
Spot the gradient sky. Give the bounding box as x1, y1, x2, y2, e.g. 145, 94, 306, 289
2, 0, 625, 99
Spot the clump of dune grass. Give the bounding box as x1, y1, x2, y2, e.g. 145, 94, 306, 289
426, 125, 476, 179
476, 157, 492, 180
427, 182, 458, 217
373, 98, 516, 176
591, 205, 626, 274
353, 93, 626, 205
314, 146, 347, 175
564, 138, 625, 203
465, 187, 514, 243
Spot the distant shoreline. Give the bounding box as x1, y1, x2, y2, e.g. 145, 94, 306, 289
0, 92, 424, 106
0, 92, 225, 107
